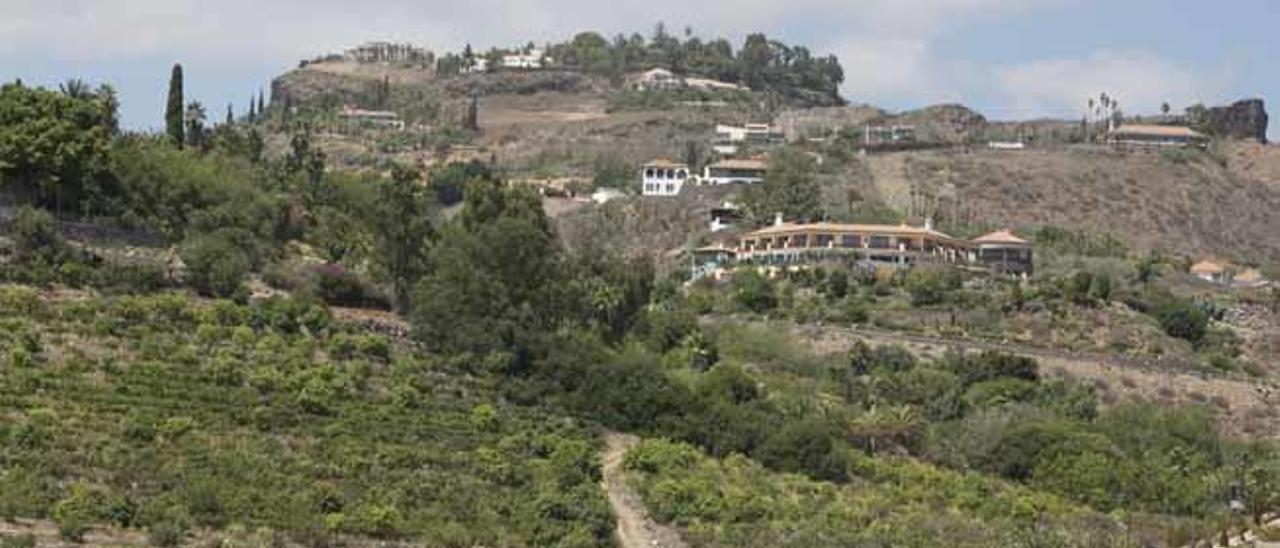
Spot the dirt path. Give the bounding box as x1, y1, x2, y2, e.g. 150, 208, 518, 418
601, 433, 689, 548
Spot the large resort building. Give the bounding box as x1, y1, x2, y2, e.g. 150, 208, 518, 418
693, 219, 1035, 280
737, 220, 973, 267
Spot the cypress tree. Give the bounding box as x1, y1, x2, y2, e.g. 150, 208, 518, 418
226, 103, 234, 125
165, 64, 185, 148
248, 97, 256, 122
257, 90, 265, 119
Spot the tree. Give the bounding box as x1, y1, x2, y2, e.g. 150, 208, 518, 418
225, 103, 234, 125
412, 179, 567, 357
1161, 102, 1171, 116
166, 64, 185, 148
744, 148, 822, 222
370, 166, 435, 311
0, 82, 115, 214
257, 90, 265, 120
184, 101, 207, 150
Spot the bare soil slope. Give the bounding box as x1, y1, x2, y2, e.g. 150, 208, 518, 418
862, 146, 1280, 262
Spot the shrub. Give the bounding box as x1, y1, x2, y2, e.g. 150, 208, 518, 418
1149, 295, 1209, 344
52, 483, 100, 542
11, 206, 65, 263
732, 270, 776, 313
181, 234, 250, 298
905, 267, 958, 307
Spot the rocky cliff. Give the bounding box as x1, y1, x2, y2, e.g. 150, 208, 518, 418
1207, 99, 1269, 143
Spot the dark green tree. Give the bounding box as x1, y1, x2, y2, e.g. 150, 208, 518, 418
165, 64, 185, 148
371, 166, 435, 311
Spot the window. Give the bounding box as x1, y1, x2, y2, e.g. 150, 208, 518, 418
870, 235, 891, 249
666, 183, 675, 193
816, 234, 834, 248
645, 168, 655, 178
841, 235, 861, 248
677, 169, 688, 179
793, 235, 809, 248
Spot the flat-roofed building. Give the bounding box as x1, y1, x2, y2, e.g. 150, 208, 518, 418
703, 158, 768, 185
339, 106, 405, 131
1108, 124, 1208, 148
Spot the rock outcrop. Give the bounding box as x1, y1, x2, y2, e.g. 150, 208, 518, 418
1207, 99, 1269, 143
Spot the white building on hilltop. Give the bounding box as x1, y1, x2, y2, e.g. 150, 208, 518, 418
641, 159, 691, 197
502, 49, 549, 69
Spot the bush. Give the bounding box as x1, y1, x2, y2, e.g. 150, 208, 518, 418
181, 234, 250, 298
732, 270, 776, 313
1149, 295, 1209, 344
905, 267, 958, 307
11, 206, 65, 263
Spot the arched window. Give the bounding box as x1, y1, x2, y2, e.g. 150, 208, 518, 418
677, 169, 688, 179
645, 168, 655, 178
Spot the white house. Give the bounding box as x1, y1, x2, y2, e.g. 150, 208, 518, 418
632, 68, 684, 91
1190, 260, 1232, 285
685, 77, 747, 92
339, 106, 405, 131
502, 49, 549, 69
461, 58, 490, 74
641, 159, 691, 197
703, 158, 768, 185
713, 123, 784, 155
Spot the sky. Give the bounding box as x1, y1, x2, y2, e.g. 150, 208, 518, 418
1, 0, 1275, 140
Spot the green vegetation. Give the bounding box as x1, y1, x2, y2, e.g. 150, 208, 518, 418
625, 438, 1135, 547
0, 289, 612, 545
440, 26, 844, 102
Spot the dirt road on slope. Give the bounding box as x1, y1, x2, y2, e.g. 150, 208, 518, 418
601, 433, 689, 548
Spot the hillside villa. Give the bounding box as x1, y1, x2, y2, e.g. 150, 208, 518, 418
630, 68, 746, 93
640, 159, 691, 197
691, 219, 1035, 280
703, 158, 768, 185
713, 123, 785, 155
344, 42, 428, 64
339, 106, 405, 131
1108, 124, 1208, 148
502, 49, 549, 69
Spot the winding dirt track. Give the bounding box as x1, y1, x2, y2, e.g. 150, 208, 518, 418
601, 433, 689, 548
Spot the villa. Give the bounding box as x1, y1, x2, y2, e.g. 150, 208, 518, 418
698, 219, 1032, 276
640, 159, 691, 197
502, 49, 549, 69
339, 106, 405, 131
703, 158, 768, 185
1108, 124, 1208, 148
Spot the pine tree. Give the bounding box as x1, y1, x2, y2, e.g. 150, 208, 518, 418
257, 90, 265, 119
226, 103, 234, 125
165, 64, 185, 148
248, 97, 256, 122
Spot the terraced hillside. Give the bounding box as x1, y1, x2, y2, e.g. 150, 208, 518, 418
0, 287, 612, 547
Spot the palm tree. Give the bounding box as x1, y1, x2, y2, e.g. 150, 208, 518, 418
184, 101, 208, 149
59, 78, 91, 99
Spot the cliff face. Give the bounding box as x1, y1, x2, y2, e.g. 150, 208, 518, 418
1207, 99, 1269, 143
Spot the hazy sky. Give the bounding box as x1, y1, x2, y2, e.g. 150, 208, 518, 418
2, 0, 1275, 139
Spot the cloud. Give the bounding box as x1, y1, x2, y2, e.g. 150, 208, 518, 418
995, 51, 1233, 118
